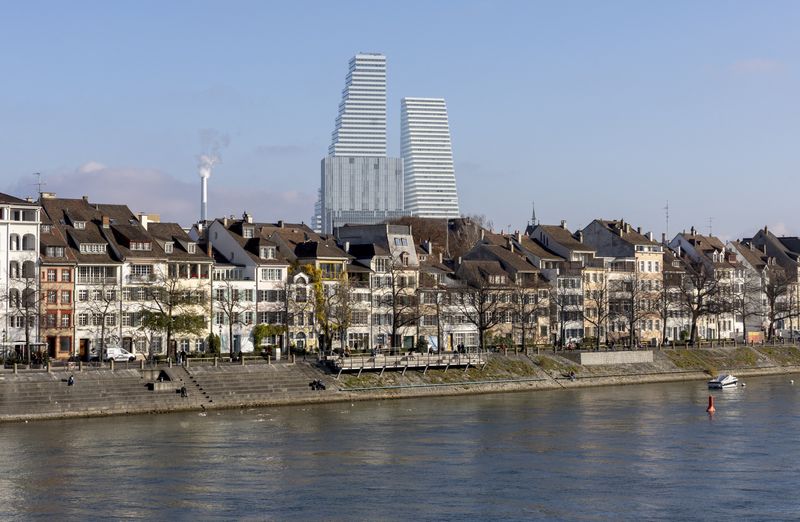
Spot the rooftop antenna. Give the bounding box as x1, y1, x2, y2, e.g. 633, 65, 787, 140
707, 216, 714, 236
32, 172, 46, 196
663, 201, 669, 239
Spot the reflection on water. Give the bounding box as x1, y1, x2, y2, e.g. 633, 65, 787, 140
1, 375, 800, 520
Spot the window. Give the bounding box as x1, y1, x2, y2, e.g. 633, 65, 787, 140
105, 315, 117, 327
374, 258, 388, 272
62, 269, 71, 282
45, 313, 57, 328
215, 312, 225, 325
91, 314, 103, 326
61, 290, 71, 304
77, 313, 88, 326
130, 265, 153, 277
46, 246, 65, 257
47, 290, 58, 304
187, 243, 196, 254
259, 246, 276, 259
47, 269, 57, 282
261, 268, 282, 281
92, 289, 103, 301
164, 242, 173, 254
243, 227, 254, 239
73, 221, 86, 230
60, 314, 71, 328
78, 289, 88, 301
129, 241, 152, 251
80, 243, 107, 254
59, 337, 71, 353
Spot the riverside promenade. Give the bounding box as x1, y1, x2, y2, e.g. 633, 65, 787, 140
2, 344, 800, 422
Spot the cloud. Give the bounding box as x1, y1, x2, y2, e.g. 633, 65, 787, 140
730, 58, 786, 75
8, 162, 315, 226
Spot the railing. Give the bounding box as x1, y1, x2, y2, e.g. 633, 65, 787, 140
328, 351, 485, 373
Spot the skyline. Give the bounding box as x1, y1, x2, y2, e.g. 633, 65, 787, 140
2, 1, 799, 240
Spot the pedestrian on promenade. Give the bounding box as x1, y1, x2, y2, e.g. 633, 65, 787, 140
67, 375, 74, 386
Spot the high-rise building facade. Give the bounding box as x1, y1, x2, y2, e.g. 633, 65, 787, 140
401, 97, 460, 219
318, 53, 407, 233
329, 54, 387, 157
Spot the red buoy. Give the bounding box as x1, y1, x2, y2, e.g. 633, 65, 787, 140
706, 395, 715, 413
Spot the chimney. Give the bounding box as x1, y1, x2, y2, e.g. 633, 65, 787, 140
637, 226, 642, 234
206, 241, 213, 257
41, 192, 56, 199
82, 195, 89, 202
560, 220, 567, 229
764, 225, 768, 234
576, 230, 584, 243
647, 231, 653, 241
677, 245, 682, 257
438, 251, 442, 264
626, 224, 631, 234
661, 232, 666, 244
690, 226, 696, 235
343, 241, 350, 253
278, 220, 284, 228
507, 237, 515, 253
138, 214, 148, 230
762, 244, 767, 254
223, 217, 229, 228
480, 229, 485, 241
425, 241, 434, 255
516, 231, 522, 243
243, 212, 253, 224
101, 215, 110, 229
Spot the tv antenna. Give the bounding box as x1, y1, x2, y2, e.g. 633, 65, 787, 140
32, 172, 46, 195
707, 216, 714, 236
663, 201, 669, 239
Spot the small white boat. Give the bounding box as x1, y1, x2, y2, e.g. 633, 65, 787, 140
708, 374, 739, 389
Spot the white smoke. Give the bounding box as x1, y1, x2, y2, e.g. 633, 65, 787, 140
198, 154, 217, 179
196, 128, 230, 179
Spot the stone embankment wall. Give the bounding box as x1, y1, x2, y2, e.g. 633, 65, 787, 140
3, 345, 800, 422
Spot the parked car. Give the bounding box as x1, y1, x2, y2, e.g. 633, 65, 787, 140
90, 347, 136, 362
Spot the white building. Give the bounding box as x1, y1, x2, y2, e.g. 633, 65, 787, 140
329, 53, 387, 157
319, 53, 408, 233
401, 97, 460, 219
0, 193, 41, 357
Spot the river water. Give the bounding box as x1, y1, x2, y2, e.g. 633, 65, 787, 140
1, 375, 799, 520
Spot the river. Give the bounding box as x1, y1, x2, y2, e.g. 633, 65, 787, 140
1, 375, 799, 520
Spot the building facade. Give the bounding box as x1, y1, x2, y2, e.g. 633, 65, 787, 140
401, 97, 460, 219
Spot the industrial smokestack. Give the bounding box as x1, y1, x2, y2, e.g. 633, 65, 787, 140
198, 154, 218, 222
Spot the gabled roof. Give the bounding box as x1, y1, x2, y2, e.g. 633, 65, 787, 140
148, 222, 212, 262
594, 220, 659, 246
517, 236, 565, 261
536, 224, 590, 251
729, 240, 769, 271
0, 192, 34, 205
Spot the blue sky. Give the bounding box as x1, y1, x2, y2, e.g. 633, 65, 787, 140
1, 1, 798, 240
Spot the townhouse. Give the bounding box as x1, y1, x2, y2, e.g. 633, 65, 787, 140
669, 227, 742, 340
1, 193, 41, 359
582, 219, 664, 346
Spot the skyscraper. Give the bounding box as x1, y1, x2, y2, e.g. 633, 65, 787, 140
317, 53, 408, 233
329, 54, 387, 157
401, 97, 460, 219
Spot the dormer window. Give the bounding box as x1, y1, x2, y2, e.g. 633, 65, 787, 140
74, 221, 86, 230
41, 224, 51, 233
259, 246, 276, 260
130, 241, 152, 251
243, 227, 254, 239
164, 242, 174, 254
79, 243, 106, 254
375, 258, 388, 273
187, 243, 196, 254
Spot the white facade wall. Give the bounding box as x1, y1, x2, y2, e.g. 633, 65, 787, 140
401, 97, 460, 219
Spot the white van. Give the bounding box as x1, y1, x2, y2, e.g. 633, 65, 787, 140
90, 347, 136, 362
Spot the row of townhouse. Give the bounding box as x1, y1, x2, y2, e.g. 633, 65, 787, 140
3, 187, 799, 359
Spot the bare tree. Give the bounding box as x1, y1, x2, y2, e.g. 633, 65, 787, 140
454, 270, 507, 351
552, 280, 582, 349
213, 279, 254, 359
386, 256, 420, 352
731, 269, 764, 342
510, 277, 549, 354
5, 261, 42, 363
763, 266, 799, 341
582, 274, 615, 350
82, 279, 120, 358
677, 260, 723, 345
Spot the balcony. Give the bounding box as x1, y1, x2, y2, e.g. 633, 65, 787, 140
126, 274, 157, 283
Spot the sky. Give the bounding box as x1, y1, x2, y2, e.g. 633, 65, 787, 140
1, 1, 798, 241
